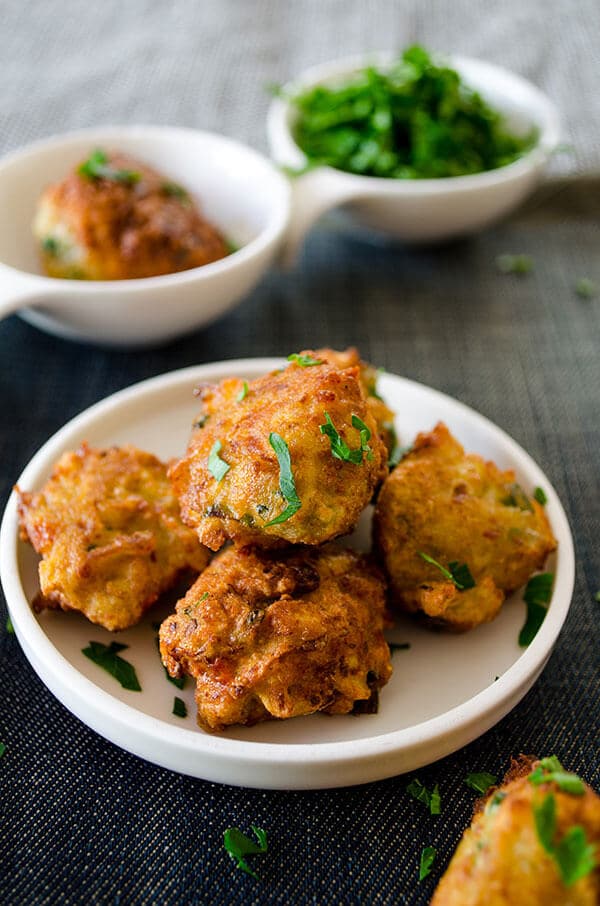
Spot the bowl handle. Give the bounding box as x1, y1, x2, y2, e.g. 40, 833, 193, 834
278, 169, 369, 268
0, 267, 58, 321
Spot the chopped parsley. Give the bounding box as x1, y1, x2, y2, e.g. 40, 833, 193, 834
502, 482, 533, 511
0, 742, 5, 758
5, 616, 13, 634
529, 757, 585, 796
41, 236, 61, 256
288, 45, 535, 179
575, 277, 597, 299
419, 846, 436, 881
161, 181, 189, 202
223, 826, 268, 880
265, 433, 301, 525
407, 778, 441, 815
172, 697, 187, 718
533, 793, 596, 886
465, 772, 497, 795
236, 381, 249, 402
207, 440, 231, 482
496, 253, 533, 275
319, 413, 373, 464
518, 572, 554, 646
418, 552, 475, 590
82, 640, 141, 691
287, 353, 323, 367
78, 149, 141, 185
533, 486, 548, 505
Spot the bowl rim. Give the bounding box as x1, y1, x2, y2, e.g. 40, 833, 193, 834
267, 51, 561, 193
0, 358, 575, 787
0, 125, 291, 289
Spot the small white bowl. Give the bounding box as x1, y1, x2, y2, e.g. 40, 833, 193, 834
268, 53, 560, 261
0, 126, 290, 347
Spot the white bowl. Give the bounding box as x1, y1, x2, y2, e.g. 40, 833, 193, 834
268, 53, 560, 260
0, 359, 574, 789
0, 126, 290, 347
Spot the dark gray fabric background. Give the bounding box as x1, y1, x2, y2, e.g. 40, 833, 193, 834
1, 3, 599, 905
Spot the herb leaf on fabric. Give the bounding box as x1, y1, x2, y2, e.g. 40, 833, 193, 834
465, 772, 498, 795
419, 846, 436, 881
223, 826, 268, 880
407, 778, 441, 815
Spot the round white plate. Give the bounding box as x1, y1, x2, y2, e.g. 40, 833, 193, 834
0, 359, 574, 789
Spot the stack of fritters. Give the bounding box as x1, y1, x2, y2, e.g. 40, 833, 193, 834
161, 349, 394, 731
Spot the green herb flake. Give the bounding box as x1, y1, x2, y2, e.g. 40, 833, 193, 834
518, 573, 554, 647
236, 381, 249, 402
78, 149, 141, 185
287, 353, 323, 367
5, 616, 13, 634
418, 552, 475, 590
595, 590, 600, 603
161, 181, 189, 201
496, 253, 534, 275
533, 486, 548, 505
529, 757, 585, 796
208, 440, 231, 482
42, 236, 61, 256
223, 825, 268, 880
265, 433, 301, 526
82, 640, 141, 691
465, 772, 498, 795
320, 412, 373, 465
575, 277, 597, 299
533, 792, 596, 886
419, 846, 436, 882
0, 742, 5, 759
407, 778, 441, 815
172, 697, 187, 718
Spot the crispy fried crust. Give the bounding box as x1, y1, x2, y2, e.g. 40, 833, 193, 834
373, 422, 557, 631
33, 151, 228, 280
431, 757, 600, 905
170, 358, 388, 550
17, 443, 210, 631
159, 545, 393, 732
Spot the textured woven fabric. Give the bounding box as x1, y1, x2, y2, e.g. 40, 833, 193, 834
1, 3, 599, 905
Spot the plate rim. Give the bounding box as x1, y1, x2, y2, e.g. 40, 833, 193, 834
0, 358, 575, 788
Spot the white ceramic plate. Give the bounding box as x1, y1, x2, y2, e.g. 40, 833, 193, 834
0, 359, 574, 789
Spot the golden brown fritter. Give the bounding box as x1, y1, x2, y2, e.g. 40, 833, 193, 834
17, 443, 210, 631
373, 422, 557, 631
310, 347, 397, 455
431, 755, 600, 905
170, 358, 388, 551
159, 544, 392, 732
33, 150, 228, 280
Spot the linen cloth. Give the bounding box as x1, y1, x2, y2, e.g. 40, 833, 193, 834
1, 2, 599, 904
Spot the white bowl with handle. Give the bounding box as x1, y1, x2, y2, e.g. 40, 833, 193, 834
268, 53, 560, 263
0, 125, 290, 347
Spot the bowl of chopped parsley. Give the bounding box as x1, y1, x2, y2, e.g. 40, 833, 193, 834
268, 47, 559, 259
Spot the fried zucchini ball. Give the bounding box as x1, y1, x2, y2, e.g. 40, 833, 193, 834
431, 755, 600, 905
159, 544, 392, 732
170, 358, 388, 550
309, 347, 397, 456
33, 149, 228, 280
17, 443, 210, 631
373, 422, 557, 631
